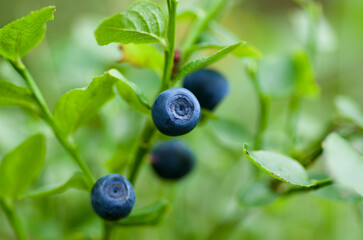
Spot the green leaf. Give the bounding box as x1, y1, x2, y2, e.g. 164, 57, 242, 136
0, 80, 37, 110
53, 71, 118, 136
95, 1, 166, 46
243, 144, 313, 186
174, 42, 243, 83
232, 44, 262, 58
256, 56, 296, 99
120, 44, 164, 76
292, 50, 319, 97
0, 134, 46, 199
0, 6, 55, 62
109, 69, 151, 114
238, 182, 279, 207
27, 172, 90, 198
335, 96, 363, 129
117, 200, 170, 226
324, 133, 363, 196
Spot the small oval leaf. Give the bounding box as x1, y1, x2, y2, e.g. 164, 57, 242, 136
0, 6, 55, 62
53, 72, 118, 136
0, 80, 38, 111
120, 44, 164, 76
95, 1, 166, 46
0, 134, 46, 199
243, 144, 313, 186
324, 133, 363, 196
292, 50, 319, 97
117, 200, 170, 226
335, 96, 363, 129
109, 69, 151, 114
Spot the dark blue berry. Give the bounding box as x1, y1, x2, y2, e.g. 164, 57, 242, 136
183, 69, 229, 110
151, 88, 201, 136
91, 174, 135, 221
151, 140, 195, 180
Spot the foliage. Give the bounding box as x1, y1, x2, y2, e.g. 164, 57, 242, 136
0, 0, 363, 239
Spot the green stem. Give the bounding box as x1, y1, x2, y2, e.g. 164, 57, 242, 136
254, 96, 269, 150
103, 221, 113, 240
286, 95, 300, 153
245, 70, 269, 178
0, 199, 28, 240
305, 2, 320, 63
127, 0, 178, 186
161, 0, 178, 91
301, 147, 323, 168
128, 119, 156, 185
248, 71, 269, 150
10, 60, 94, 185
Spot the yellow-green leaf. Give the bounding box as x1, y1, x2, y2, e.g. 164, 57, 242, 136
120, 44, 164, 76
0, 6, 55, 62
0, 134, 46, 200
95, 2, 166, 46
0, 80, 37, 111
243, 144, 313, 186
109, 69, 151, 114
53, 72, 118, 136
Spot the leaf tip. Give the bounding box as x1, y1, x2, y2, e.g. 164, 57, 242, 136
31, 133, 46, 143
47, 6, 56, 12
242, 144, 250, 155
106, 69, 124, 81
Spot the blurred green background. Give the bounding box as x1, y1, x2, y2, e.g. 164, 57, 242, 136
0, 0, 363, 239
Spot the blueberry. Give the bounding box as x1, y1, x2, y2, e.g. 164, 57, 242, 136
183, 69, 229, 110
91, 174, 135, 221
151, 88, 201, 136
151, 140, 195, 180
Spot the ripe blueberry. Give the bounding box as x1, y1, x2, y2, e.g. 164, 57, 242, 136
151, 88, 201, 136
183, 69, 229, 110
150, 140, 195, 180
91, 174, 135, 221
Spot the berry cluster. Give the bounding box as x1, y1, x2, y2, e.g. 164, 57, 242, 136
91, 68, 229, 221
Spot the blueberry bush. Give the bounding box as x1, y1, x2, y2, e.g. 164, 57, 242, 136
0, 0, 363, 239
